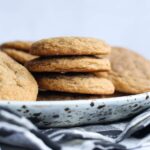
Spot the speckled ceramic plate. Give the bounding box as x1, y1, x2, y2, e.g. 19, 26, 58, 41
0, 92, 150, 128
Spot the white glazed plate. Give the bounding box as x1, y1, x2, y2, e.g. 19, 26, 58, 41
0, 92, 150, 128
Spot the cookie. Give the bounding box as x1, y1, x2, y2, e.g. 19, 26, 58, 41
37, 91, 125, 101
94, 71, 109, 78
3, 48, 38, 64
1, 41, 32, 52
0, 51, 38, 101
31, 37, 111, 56
35, 73, 115, 95
25, 56, 111, 72
109, 47, 150, 94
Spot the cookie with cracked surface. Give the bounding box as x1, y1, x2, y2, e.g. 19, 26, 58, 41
35, 73, 115, 95
1, 41, 32, 52
0, 51, 38, 101
25, 56, 111, 72
109, 47, 150, 94
3, 48, 38, 64
31, 37, 111, 56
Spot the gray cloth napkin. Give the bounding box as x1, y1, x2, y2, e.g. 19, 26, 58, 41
0, 107, 150, 150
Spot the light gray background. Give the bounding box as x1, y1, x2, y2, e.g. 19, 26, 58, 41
0, 0, 150, 58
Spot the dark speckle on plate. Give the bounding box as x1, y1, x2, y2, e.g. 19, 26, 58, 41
64, 108, 70, 111
133, 104, 138, 107
22, 105, 27, 109
97, 105, 105, 109
131, 106, 142, 112
33, 112, 41, 117
52, 114, 59, 118
67, 110, 71, 113
24, 110, 29, 113
90, 102, 94, 107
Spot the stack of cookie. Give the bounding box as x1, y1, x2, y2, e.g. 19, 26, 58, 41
0, 41, 38, 64
26, 37, 115, 96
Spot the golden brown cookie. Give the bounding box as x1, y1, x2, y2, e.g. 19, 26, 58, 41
36, 73, 115, 95
1, 41, 32, 52
94, 71, 109, 78
109, 47, 150, 94
25, 56, 111, 72
37, 91, 126, 101
0, 51, 38, 101
31, 37, 111, 56
3, 48, 38, 64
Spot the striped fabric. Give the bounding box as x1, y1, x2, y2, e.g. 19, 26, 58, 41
0, 107, 150, 150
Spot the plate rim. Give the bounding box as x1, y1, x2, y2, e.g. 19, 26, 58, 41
0, 92, 149, 105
